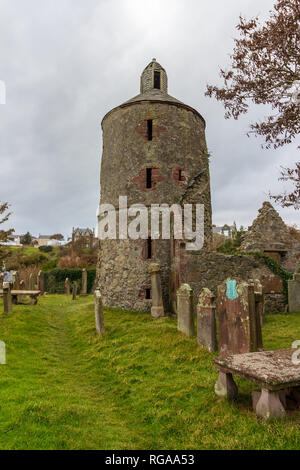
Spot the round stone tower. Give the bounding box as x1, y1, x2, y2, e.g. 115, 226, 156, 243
98, 59, 212, 312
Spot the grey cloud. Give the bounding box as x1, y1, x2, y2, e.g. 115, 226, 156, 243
0, 0, 298, 239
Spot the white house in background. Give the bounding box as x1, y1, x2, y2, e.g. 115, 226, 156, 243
37, 235, 52, 247
1, 234, 23, 246
37, 235, 65, 247
212, 224, 236, 238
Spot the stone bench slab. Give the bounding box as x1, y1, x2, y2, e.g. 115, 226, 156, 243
214, 349, 300, 391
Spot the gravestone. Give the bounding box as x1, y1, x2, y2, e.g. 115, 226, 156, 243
253, 279, 265, 325
149, 263, 164, 318
197, 288, 217, 352
81, 269, 88, 296
72, 282, 78, 300
94, 289, 105, 335
215, 278, 264, 399
65, 278, 71, 296
0, 341, 6, 364
249, 279, 263, 350
13, 271, 20, 290
37, 270, 44, 294
217, 279, 263, 357
3, 271, 13, 285
288, 269, 300, 313
18, 280, 25, 303
3, 282, 12, 314
29, 273, 35, 291
177, 283, 195, 337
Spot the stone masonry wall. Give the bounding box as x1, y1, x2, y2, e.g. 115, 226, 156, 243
98, 100, 212, 312
171, 248, 286, 315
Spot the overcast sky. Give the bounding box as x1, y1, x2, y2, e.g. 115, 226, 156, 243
0, 0, 298, 238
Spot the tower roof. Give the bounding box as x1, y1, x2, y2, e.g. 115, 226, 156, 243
122, 58, 183, 106
102, 59, 205, 125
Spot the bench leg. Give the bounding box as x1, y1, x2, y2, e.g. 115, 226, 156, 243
30, 296, 38, 305
215, 371, 238, 401
255, 389, 286, 420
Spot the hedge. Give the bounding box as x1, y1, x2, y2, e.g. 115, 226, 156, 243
44, 268, 96, 294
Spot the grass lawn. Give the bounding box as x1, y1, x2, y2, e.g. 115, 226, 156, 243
7, 245, 58, 255
0, 295, 300, 450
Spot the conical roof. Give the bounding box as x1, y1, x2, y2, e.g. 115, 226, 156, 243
102, 59, 205, 125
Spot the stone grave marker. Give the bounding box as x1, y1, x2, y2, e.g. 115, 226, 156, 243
3, 282, 12, 314
288, 268, 300, 313
217, 278, 263, 357
0, 341, 6, 364
65, 278, 71, 296
18, 280, 25, 302
149, 263, 164, 318
197, 288, 217, 352
81, 269, 88, 296
177, 283, 195, 337
29, 273, 35, 291
94, 289, 105, 335
37, 270, 45, 294
72, 282, 78, 300
13, 271, 20, 290
215, 278, 264, 399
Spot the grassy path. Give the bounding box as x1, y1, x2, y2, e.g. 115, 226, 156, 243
0, 295, 300, 449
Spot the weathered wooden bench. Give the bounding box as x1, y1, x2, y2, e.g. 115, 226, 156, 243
0, 289, 41, 305
214, 349, 300, 419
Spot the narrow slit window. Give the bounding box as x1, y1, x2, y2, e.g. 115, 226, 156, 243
147, 237, 152, 259
146, 168, 152, 189
154, 71, 161, 89
147, 119, 153, 141
145, 288, 151, 299
178, 169, 183, 181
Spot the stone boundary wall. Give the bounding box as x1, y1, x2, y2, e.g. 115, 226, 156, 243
171, 249, 286, 314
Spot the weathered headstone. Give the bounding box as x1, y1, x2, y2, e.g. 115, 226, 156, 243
0, 340, 6, 364
249, 279, 263, 350
149, 263, 164, 318
288, 269, 300, 313
217, 279, 263, 357
215, 278, 264, 400
81, 269, 88, 296
29, 273, 35, 291
13, 271, 20, 290
94, 289, 105, 335
18, 280, 25, 303
197, 288, 217, 352
3, 271, 13, 285
72, 282, 78, 300
65, 278, 71, 296
177, 283, 195, 337
3, 282, 12, 314
37, 270, 44, 294
253, 278, 265, 325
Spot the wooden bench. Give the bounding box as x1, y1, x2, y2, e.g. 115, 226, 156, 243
0, 289, 41, 305
214, 349, 300, 419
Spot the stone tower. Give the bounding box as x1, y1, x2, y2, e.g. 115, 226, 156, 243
98, 59, 212, 312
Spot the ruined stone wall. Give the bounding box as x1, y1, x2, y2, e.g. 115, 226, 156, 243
171, 248, 286, 314
241, 202, 300, 272
98, 100, 212, 312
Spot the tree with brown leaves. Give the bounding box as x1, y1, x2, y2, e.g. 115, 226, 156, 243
206, 0, 300, 208
0, 202, 14, 264
270, 162, 300, 209
206, 0, 300, 148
